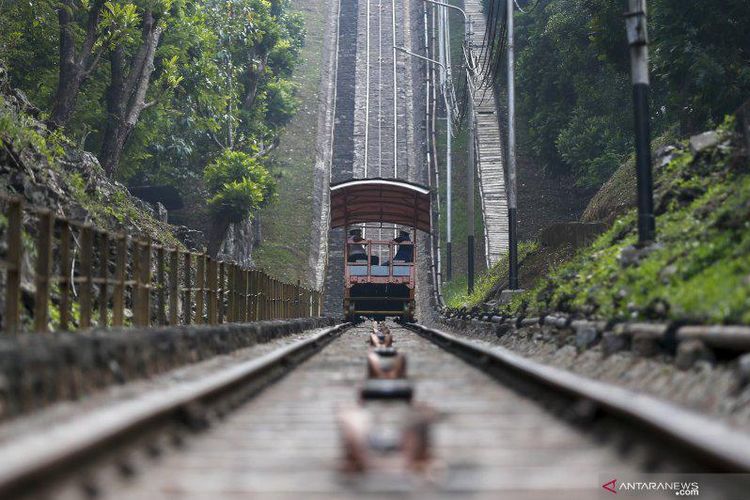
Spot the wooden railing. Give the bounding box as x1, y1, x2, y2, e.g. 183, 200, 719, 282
0, 196, 322, 334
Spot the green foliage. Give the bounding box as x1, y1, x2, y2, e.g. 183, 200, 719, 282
120, 0, 303, 210
444, 241, 539, 309
204, 149, 275, 222
514, 0, 750, 188
0, 0, 303, 231
497, 122, 750, 324
0, 95, 65, 162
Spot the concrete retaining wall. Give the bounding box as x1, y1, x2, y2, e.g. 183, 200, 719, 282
0, 317, 335, 420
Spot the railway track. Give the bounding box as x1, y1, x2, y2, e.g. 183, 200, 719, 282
3, 321, 749, 498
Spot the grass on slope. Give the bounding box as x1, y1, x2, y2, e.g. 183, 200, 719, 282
252, 0, 326, 285
443, 241, 539, 309
493, 118, 750, 325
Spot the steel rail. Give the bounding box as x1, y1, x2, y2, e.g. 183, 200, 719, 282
378, 0, 383, 181
408, 323, 750, 472
364, 0, 371, 178
328, 0, 345, 186
391, 0, 398, 178
0, 323, 350, 498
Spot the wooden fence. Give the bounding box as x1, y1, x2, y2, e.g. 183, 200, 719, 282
0, 196, 322, 334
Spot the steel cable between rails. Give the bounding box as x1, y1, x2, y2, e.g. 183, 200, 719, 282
477, 5, 508, 92
472, 0, 509, 91
475, 0, 499, 72
475, 0, 503, 82
476, 15, 508, 107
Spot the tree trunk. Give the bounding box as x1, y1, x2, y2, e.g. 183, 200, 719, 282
50, 72, 83, 129
100, 123, 133, 176
242, 55, 268, 112
99, 11, 162, 176
49, 1, 104, 129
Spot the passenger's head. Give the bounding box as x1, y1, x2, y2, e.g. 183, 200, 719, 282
394, 230, 411, 243
348, 228, 364, 241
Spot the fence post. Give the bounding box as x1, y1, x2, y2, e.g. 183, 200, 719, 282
284, 282, 289, 319
296, 280, 301, 318
283, 283, 289, 319
34, 211, 54, 333
240, 268, 248, 322
236, 266, 243, 322
218, 261, 225, 323
183, 252, 192, 325
207, 257, 217, 325
156, 246, 166, 325
274, 278, 279, 319
281, 283, 287, 319
113, 235, 126, 327
237, 265, 245, 322
247, 270, 254, 321
195, 253, 205, 325
5, 198, 22, 334
169, 249, 179, 325
275, 279, 280, 319
59, 221, 72, 330
98, 232, 109, 327
227, 264, 235, 321
245, 269, 252, 322
79, 225, 94, 329
259, 273, 266, 320
263, 274, 273, 319
237, 265, 244, 322
132, 240, 151, 327
140, 240, 152, 327
268, 276, 279, 319
132, 241, 142, 326
249, 270, 257, 321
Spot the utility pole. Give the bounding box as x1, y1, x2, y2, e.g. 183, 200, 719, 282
507, 0, 519, 290
625, 0, 655, 244
437, 3, 452, 281
423, 0, 475, 293
467, 81, 475, 294
465, 16, 475, 295
421, 0, 474, 292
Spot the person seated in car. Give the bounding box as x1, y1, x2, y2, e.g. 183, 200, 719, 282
347, 229, 367, 262
392, 230, 413, 263
347, 229, 380, 265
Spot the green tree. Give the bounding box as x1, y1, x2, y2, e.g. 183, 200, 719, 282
512, 0, 750, 188
203, 148, 275, 254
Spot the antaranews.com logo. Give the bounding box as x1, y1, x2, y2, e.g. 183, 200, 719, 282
600, 473, 750, 499
601, 478, 700, 496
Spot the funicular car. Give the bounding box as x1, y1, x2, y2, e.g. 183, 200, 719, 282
329, 178, 431, 322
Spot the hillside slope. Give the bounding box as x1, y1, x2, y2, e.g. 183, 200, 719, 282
450, 109, 750, 326
0, 86, 186, 248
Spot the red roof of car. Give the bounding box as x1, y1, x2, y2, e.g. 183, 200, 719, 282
329, 178, 432, 232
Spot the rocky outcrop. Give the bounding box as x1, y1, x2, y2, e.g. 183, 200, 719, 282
216, 216, 258, 267
0, 85, 188, 248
